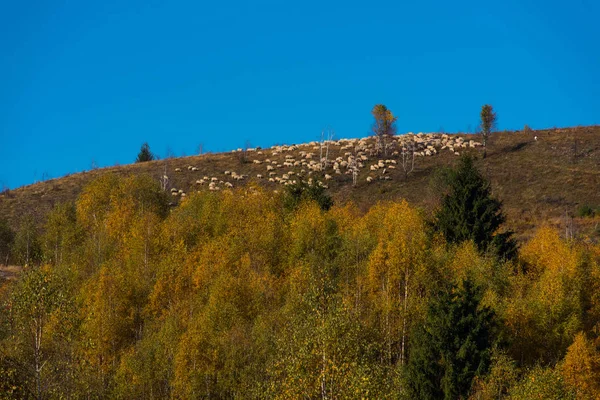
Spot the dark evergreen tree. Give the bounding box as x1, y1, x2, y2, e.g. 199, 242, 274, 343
0, 218, 14, 265
406, 279, 496, 399
434, 155, 517, 260
283, 179, 333, 212
135, 142, 155, 163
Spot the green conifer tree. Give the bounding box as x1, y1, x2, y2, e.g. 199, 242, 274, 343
434, 155, 517, 260
406, 279, 496, 399
135, 142, 155, 163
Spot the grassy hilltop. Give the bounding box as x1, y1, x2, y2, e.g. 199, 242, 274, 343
2, 125, 599, 241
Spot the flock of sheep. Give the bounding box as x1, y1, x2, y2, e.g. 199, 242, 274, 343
167, 133, 482, 197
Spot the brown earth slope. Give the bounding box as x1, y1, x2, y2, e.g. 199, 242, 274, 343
1, 126, 599, 241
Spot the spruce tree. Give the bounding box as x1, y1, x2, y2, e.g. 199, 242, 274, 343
406, 279, 496, 399
135, 142, 155, 163
434, 155, 516, 260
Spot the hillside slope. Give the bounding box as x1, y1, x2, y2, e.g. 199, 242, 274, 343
1, 125, 599, 240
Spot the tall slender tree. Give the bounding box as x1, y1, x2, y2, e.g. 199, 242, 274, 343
371, 104, 397, 156
480, 104, 497, 158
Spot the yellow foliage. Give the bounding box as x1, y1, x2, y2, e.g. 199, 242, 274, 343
521, 226, 578, 277
561, 332, 600, 398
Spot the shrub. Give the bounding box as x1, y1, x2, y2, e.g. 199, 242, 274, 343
576, 204, 595, 218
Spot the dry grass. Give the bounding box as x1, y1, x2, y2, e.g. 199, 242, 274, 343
1, 125, 599, 241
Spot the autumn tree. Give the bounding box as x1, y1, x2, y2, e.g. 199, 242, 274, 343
505, 226, 586, 364
135, 142, 155, 163
42, 203, 79, 267
13, 215, 42, 266
560, 332, 600, 398
371, 104, 397, 156
434, 154, 517, 260
6, 266, 71, 399
366, 201, 429, 367
480, 104, 496, 157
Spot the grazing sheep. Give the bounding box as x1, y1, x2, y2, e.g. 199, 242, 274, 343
225, 170, 231, 175
257, 174, 263, 179
225, 182, 234, 188
324, 174, 332, 180
366, 177, 373, 183
175, 168, 182, 172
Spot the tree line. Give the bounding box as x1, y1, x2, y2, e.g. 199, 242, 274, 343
1, 155, 599, 399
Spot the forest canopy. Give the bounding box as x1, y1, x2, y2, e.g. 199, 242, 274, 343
1, 171, 599, 399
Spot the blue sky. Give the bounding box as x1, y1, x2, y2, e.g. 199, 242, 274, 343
1, 0, 598, 189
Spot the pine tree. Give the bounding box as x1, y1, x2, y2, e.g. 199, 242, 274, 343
135, 142, 155, 163
434, 155, 517, 260
406, 279, 496, 399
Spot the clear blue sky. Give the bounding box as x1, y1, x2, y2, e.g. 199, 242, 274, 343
1, 0, 598, 189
